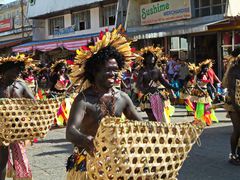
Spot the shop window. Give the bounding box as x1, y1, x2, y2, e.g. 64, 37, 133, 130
201, 0, 210, 6
72, 10, 91, 31
212, 0, 221, 4
48, 16, 64, 35
222, 32, 233, 57
170, 36, 188, 60
194, 0, 226, 17
100, 3, 117, 27
195, 0, 199, 8
234, 31, 240, 46
201, 7, 210, 16
221, 31, 240, 57
212, 5, 222, 15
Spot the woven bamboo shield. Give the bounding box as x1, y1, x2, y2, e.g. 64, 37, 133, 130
235, 79, 240, 106
0, 97, 63, 146
87, 117, 204, 180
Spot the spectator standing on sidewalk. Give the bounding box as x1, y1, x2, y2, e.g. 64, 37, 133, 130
166, 54, 177, 81
206, 61, 221, 100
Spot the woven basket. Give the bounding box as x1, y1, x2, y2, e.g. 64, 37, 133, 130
0, 97, 63, 145
87, 117, 204, 180
235, 79, 240, 106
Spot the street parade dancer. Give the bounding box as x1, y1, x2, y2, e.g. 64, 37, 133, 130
136, 46, 176, 123
65, 26, 142, 179
49, 60, 72, 126
180, 63, 199, 116
222, 52, 240, 165
0, 55, 34, 180
36, 67, 50, 100
191, 59, 218, 126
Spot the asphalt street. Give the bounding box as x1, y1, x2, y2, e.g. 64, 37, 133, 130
6, 107, 239, 180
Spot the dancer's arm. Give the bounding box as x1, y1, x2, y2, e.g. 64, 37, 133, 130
121, 91, 143, 121
66, 93, 95, 156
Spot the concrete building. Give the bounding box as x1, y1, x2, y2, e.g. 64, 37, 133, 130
126, 0, 240, 77
0, 0, 32, 56
13, 0, 128, 62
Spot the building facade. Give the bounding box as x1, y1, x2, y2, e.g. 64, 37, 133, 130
126, 0, 240, 77
0, 0, 32, 56
13, 0, 128, 62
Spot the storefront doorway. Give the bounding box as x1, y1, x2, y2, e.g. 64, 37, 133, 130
193, 34, 218, 72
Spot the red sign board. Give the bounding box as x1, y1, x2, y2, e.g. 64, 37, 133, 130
0, 19, 13, 32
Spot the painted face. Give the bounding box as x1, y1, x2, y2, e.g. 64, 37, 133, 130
95, 58, 119, 89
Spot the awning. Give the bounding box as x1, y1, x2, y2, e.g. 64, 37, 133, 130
12, 33, 98, 53
127, 17, 228, 40
0, 37, 31, 49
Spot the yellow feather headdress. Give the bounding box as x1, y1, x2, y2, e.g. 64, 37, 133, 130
70, 25, 135, 91
0, 54, 33, 68
135, 46, 164, 66
50, 59, 67, 73
188, 63, 200, 74
199, 59, 213, 68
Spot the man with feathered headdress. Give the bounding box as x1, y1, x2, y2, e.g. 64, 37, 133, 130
65, 26, 142, 179
135, 46, 176, 123
0, 55, 34, 180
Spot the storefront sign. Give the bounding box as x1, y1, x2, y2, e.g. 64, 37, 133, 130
140, 0, 191, 25
0, 19, 13, 32
54, 25, 75, 36
225, 0, 240, 17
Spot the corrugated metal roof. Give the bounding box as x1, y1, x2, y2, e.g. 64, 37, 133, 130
127, 15, 226, 39
28, 0, 105, 18
13, 32, 98, 48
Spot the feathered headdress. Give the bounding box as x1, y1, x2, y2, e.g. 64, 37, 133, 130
199, 59, 213, 69
188, 63, 200, 74
0, 54, 33, 68
50, 59, 67, 73
158, 54, 170, 64
70, 25, 135, 91
135, 46, 164, 66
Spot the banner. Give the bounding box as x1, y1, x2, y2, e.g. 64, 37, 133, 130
225, 0, 240, 17
140, 0, 191, 25
0, 19, 13, 32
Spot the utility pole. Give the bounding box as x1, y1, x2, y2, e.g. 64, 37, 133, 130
21, 0, 24, 38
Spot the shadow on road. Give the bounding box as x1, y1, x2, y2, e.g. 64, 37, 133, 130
35, 150, 70, 156
178, 125, 240, 180
37, 138, 67, 144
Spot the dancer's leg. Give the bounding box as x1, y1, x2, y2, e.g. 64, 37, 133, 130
0, 146, 8, 180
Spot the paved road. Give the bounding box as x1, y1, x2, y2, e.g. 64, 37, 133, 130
7, 107, 239, 180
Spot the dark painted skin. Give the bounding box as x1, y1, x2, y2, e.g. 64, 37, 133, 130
226, 61, 240, 158
66, 58, 142, 156
0, 66, 34, 180
136, 53, 176, 121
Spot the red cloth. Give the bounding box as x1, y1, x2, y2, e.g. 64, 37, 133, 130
202, 75, 210, 83
149, 94, 164, 123
7, 142, 32, 180
207, 68, 216, 85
